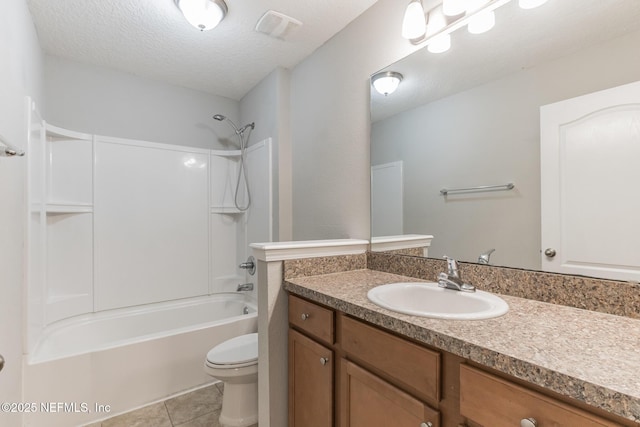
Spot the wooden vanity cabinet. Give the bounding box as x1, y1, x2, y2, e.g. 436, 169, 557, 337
338, 314, 442, 427
460, 364, 622, 427
288, 294, 632, 427
288, 295, 335, 427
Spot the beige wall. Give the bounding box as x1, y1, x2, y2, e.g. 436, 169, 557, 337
240, 68, 292, 242
44, 55, 239, 149
289, 0, 421, 241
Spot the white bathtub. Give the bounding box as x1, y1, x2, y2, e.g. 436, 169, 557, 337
23, 293, 257, 427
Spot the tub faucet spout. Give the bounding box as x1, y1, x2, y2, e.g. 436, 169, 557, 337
237, 283, 254, 292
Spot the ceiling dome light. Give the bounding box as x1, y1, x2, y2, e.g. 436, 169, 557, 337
175, 0, 228, 31
371, 71, 404, 96
402, 0, 427, 40
518, 0, 549, 9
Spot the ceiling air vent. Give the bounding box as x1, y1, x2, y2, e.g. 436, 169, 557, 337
255, 10, 302, 40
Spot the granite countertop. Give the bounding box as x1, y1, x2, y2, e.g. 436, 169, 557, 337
283, 269, 640, 423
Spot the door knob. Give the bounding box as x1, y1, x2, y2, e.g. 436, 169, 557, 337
0, 354, 4, 372
544, 248, 556, 258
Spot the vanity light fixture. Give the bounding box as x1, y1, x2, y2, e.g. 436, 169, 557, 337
402, 0, 549, 51
175, 0, 228, 31
442, 0, 467, 16
371, 71, 404, 96
467, 0, 496, 34
425, 5, 451, 53
402, 0, 427, 40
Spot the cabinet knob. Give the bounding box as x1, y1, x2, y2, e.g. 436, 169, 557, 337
301, 313, 310, 321
320, 357, 329, 366
420, 423, 433, 427
520, 418, 538, 427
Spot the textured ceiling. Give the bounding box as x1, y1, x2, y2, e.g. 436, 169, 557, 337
371, 0, 640, 122
27, 0, 378, 100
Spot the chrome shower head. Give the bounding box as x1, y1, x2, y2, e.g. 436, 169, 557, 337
239, 122, 255, 133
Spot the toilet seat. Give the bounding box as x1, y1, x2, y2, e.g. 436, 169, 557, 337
206, 333, 258, 369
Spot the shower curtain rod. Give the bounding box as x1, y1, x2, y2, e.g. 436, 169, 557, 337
0, 132, 25, 157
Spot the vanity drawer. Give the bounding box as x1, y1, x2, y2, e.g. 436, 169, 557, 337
460, 364, 620, 427
340, 315, 441, 403
289, 295, 334, 344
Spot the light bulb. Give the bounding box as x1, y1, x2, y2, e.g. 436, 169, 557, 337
402, 0, 427, 40
519, 0, 548, 9
428, 34, 451, 53
468, 10, 495, 34
442, 0, 466, 16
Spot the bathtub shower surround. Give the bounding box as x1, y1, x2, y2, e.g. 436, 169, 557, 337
23, 295, 257, 427
24, 116, 272, 427
26, 120, 272, 352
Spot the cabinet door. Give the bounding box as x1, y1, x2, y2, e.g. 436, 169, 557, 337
460, 364, 619, 427
289, 329, 333, 427
340, 359, 440, 427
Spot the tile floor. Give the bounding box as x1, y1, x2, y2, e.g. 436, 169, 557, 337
85, 383, 241, 427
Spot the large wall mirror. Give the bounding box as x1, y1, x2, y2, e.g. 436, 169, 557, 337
370, 0, 640, 278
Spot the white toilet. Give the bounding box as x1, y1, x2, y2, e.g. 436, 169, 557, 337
204, 333, 259, 427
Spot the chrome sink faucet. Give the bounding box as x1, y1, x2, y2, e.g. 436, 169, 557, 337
438, 256, 476, 292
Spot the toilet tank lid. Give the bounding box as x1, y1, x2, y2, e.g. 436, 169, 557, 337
206, 333, 258, 365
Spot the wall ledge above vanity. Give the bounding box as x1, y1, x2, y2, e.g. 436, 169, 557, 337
250, 238, 369, 262
370, 234, 433, 254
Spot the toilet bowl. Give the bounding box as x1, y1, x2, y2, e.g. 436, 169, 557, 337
204, 333, 258, 427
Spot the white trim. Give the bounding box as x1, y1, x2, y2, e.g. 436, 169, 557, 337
370, 234, 433, 252
45, 122, 93, 141
250, 239, 369, 262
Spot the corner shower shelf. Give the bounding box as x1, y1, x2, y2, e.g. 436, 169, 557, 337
46, 203, 94, 214
211, 149, 241, 157
211, 207, 245, 214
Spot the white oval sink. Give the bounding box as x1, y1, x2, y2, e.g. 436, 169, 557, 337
367, 282, 509, 320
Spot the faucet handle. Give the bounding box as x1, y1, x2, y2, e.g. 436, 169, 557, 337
478, 248, 496, 264
443, 255, 459, 277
